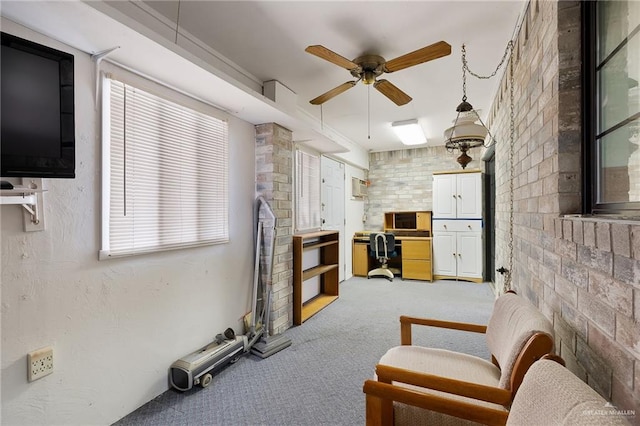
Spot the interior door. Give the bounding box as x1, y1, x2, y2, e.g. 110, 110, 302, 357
321, 156, 345, 282
484, 154, 495, 283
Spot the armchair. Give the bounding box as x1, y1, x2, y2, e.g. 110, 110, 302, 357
363, 291, 555, 425
365, 356, 632, 425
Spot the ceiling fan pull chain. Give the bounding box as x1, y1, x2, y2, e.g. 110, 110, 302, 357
367, 85, 371, 139
174, 0, 181, 44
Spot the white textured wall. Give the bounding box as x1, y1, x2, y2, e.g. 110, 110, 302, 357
0, 20, 256, 425
344, 164, 366, 279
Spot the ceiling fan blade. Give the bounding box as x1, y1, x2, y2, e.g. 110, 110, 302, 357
305, 45, 359, 70
310, 81, 357, 105
373, 79, 412, 106
384, 41, 451, 73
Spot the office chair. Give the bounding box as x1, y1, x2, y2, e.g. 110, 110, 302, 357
368, 233, 397, 281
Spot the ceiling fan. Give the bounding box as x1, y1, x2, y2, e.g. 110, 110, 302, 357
305, 40, 451, 106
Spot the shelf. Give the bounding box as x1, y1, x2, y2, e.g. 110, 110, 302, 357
302, 264, 339, 281
301, 294, 339, 323
303, 240, 338, 251
293, 230, 340, 326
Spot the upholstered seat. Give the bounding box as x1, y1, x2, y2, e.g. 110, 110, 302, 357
364, 292, 555, 425
379, 347, 506, 425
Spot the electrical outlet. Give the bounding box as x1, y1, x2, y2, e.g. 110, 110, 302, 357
27, 346, 53, 382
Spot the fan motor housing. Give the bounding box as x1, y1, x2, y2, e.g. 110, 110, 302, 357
351, 54, 385, 83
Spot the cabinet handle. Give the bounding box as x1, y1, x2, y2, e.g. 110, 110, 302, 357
458, 253, 461, 257
452, 253, 456, 256
452, 194, 456, 198
468, 225, 472, 229
458, 195, 462, 198
443, 224, 447, 229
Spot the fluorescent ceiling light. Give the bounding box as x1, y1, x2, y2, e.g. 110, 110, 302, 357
392, 119, 426, 145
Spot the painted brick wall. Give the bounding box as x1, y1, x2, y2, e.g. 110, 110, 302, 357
487, 0, 639, 414
255, 123, 294, 334
365, 146, 481, 229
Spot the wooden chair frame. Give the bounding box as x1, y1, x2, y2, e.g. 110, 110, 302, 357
364, 314, 554, 426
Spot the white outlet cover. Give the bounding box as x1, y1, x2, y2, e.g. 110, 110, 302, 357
27, 346, 53, 382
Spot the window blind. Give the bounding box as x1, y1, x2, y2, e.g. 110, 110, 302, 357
101, 78, 229, 258
295, 149, 321, 232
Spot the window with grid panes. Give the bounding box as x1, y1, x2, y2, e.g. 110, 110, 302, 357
583, 0, 640, 215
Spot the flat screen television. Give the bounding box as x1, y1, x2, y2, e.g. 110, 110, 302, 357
1, 32, 75, 178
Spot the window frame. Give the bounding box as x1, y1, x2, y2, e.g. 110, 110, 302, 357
100, 71, 229, 259
582, 0, 640, 216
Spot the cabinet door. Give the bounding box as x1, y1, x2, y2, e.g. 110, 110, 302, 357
352, 242, 369, 277
456, 232, 483, 279
457, 173, 482, 219
433, 232, 457, 276
432, 174, 456, 218
416, 212, 432, 231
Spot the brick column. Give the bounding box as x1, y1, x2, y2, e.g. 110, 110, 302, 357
255, 123, 293, 334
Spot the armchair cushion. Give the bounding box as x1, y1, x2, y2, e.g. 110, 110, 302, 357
485, 292, 554, 389
379, 346, 507, 425
507, 360, 632, 426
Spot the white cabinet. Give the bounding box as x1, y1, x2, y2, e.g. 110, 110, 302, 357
432, 170, 483, 283
433, 171, 482, 219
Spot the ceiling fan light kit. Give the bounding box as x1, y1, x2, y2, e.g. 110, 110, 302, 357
392, 119, 427, 146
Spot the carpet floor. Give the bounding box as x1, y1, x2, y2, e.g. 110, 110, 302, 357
113, 277, 496, 426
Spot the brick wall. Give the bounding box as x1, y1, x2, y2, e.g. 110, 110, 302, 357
255, 123, 294, 334
365, 146, 481, 229
487, 0, 639, 413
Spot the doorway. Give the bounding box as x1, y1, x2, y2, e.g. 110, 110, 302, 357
484, 151, 495, 284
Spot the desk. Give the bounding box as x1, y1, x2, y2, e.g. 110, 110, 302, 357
352, 232, 432, 281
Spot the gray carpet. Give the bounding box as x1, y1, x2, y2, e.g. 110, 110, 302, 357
113, 277, 495, 426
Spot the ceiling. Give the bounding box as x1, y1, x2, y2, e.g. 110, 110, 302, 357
132, 1, 526, 152
2, 1, 526, 154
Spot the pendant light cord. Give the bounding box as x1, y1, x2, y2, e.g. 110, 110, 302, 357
505, 43, 516, 293
461, 41, 516, 293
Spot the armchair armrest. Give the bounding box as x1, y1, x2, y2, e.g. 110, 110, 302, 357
376, 364, 512, 406
399, 315, 487, 345
363, 380, 509, 426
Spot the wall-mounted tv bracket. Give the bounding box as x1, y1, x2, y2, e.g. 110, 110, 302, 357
0, 179, 46, 231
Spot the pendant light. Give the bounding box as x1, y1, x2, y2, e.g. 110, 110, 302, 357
444, 44, 507, 169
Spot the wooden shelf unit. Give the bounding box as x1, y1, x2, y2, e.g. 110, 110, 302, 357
293, 230, 339, 325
